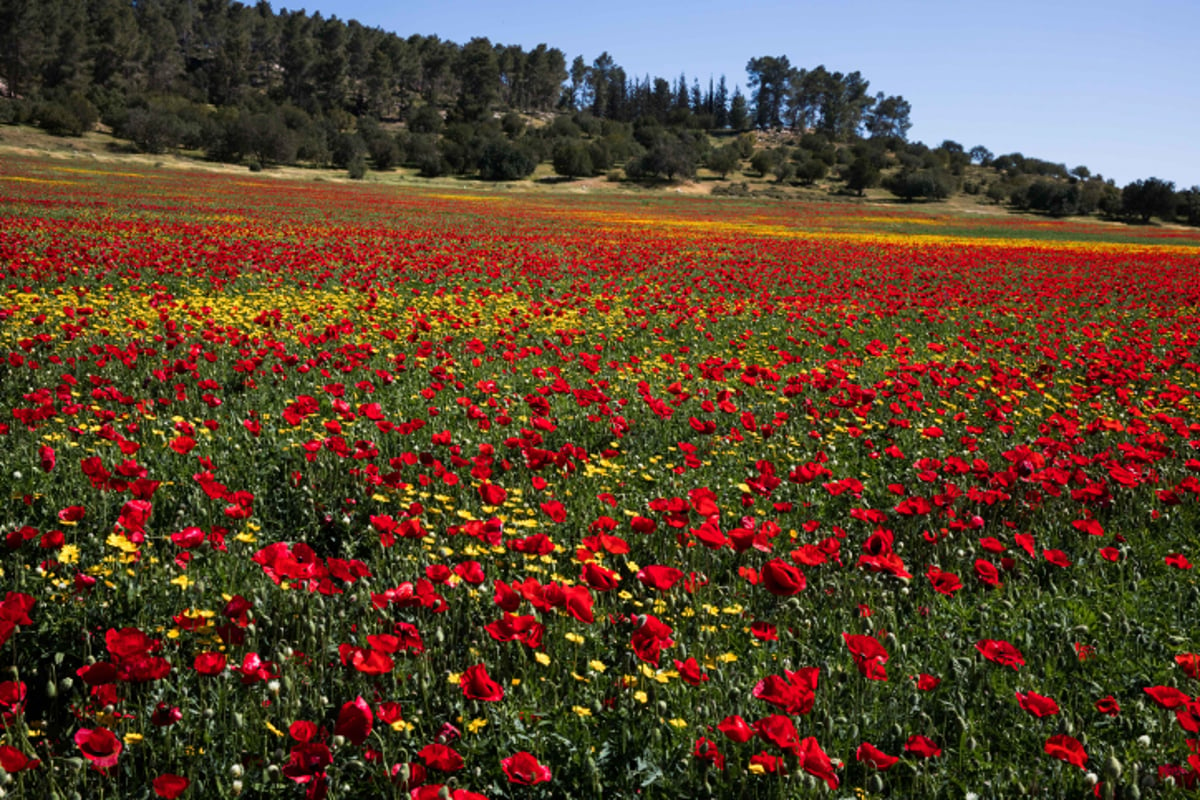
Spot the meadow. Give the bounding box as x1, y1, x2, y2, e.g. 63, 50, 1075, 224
2, 154, 1200, 798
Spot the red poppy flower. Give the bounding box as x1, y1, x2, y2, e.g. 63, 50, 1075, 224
334, 696, 373, 746
501, 751, 552, 784
580, 561, 620, 592
486, 613, 545, 649
169, 435, 196, 455
1044, 734, 1087, 769
630, 515, 657, 534
749, 751, 787, 773
338, 644, 393, 675
282, 741, 332, 784
1042, 549, 1072, 568
976, 639, 1025, 671
478, 482, 507, 505
76, 662, 119, 686
289, 720, 318, 742
636, 564, 684, 591
974, 559, 1002, 587
38, 445, 55, 472
692, 737, 724, 770
717, 715, 754, 743
760, 558, 806, 596
419, 743, 464, 772
797, 737, 839, 789
752, 714, 801, 754
843, 633, 889, 681
1145, 685, 1190, 709
1165, 553, 1193, 570
856, 741, 899, 770
453, 560, 486, 585
905, 735, 941, 758
74, 727, 122, 771
193, 651, 227, 675
106, 626, 154, 663
0, 744, 39, 773
236, 652, 276, 684
914, 673, 941, 691
151, 702, 183, 727
752, 667, 819, 715
1177, 653, 1200, 681
750, 621, 778, 641
925, 565, 962, 597
1095, 695, 1120, 716
1016, 690, 1060, 717
673, 657, 708, 686
152, 774, 190, 799
629, 614, 675, 665
460, 663, 504, 701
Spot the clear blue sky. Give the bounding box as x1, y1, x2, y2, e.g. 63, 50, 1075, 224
280, 0, 1198, 188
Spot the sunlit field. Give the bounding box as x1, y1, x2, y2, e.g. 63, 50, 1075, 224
2, 155, 1200, 799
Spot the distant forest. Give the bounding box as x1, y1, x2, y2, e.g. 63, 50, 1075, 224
1, 0, 1196, 223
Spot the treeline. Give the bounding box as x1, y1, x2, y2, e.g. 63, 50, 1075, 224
1, 0, 1195, 224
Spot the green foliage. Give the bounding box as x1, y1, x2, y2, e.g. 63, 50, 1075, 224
728, 88, 749, 132
359, 118, 401, 170
843, 155, 880, 195
500, 111, 525, 139
705, 145, 741, 179
626, 134, 697, 181
1012, 178, 1082, 217
1178, 186, 1200, 226
864, 92, 912, 140
477, 137, 538, 181
797, 132, 836, 166
406, 105, 444, 135
793, 153, 828, 185
34, 92, 97, 136
886, 168, 956, 201
119, 107, 187, 154
1121, 177, 1176, 222
552, 138, 593, 179
750, 148, 781, 178
0, 98, 35, 125
331, 131, 366, 170
969, 145, 994, 166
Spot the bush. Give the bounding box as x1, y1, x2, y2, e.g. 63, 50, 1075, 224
332, 132, 366, 170
120, 107, 186, 154
794, 156, 828, 186
706, 145, 741, 179
552, 138, 593, 179
0, 98, 35, 125
750, 149, 781, 178
35, 93, 98, 137
477, 138, 538, 181
347, 153, 367, 180
407, 105, 443, 134
885, 168, 955, 201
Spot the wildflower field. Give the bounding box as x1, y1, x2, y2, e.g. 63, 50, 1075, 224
3, 155, 1200, 799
